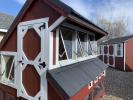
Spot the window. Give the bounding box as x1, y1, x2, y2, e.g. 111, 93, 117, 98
77, 33, 88, 57
88, 81, 93, 89
116, 44, 123, 57
0, 54, 16, 86
58, 27, 96, 65
59, 28, 73, 61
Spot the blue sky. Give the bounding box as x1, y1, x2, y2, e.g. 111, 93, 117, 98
0, 0, 23, 16
0, 0, 133, 34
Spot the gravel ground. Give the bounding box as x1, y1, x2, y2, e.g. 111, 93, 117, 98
101, 68, 133, 100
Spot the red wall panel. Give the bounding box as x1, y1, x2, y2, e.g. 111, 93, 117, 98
125, 39, 133, 71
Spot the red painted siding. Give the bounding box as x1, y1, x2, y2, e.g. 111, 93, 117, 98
125, 39, 133, 71
48, 81, 63, 100
71, 77, 105, 100
0, 83, 26, 100
115, 57, 124, 71
1, 0, 60, 51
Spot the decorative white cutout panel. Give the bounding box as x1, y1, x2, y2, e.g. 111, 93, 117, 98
17, 18, 49, 100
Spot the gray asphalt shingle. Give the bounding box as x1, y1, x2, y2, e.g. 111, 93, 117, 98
0, 12, 14, 30
48, 58, 108, 97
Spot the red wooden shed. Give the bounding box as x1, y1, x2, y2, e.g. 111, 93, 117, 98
0, 0, 108, 100
99, 35, 133, 71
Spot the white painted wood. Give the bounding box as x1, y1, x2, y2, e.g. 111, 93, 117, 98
0, 29, 7, 32
18, 18, 49, 26
17, 18, 49, 100
124, 43, 126, 71
55, 28, 59, 67
49, 16, 66, 31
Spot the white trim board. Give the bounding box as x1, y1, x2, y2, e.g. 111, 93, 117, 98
0, 29, 8, 33
124, 42, 126, 71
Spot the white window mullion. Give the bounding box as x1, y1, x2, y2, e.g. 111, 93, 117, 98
56, 28, 59, 66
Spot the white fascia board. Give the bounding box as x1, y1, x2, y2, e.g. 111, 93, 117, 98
0, 29, 8, 33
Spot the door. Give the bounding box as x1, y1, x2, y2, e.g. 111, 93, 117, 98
17, 18, 49, 100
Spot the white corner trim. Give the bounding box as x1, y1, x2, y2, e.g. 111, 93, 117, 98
0, 29, 8, 33
49, 16, 66, 31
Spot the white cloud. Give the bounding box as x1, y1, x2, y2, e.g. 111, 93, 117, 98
15, 0, 133, 34
61, 0, 133, 34
16, 0, 26, 5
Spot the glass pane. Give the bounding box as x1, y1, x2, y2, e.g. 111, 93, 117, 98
59, 28, 73, 60
1, 55, 14, 83
117, 44, 121, 56
59, 33, 67, 60
90, 36, 97, 55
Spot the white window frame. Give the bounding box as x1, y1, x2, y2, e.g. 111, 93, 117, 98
88, 81, 93, 89
56, 28, 97, 68
0, 51, 17, 88
115, 43, 123, 57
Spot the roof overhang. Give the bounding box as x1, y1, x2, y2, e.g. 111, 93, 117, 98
47, 58, 108, 99
68, 15, 108, 37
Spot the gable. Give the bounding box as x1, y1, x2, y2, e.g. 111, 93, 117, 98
0, 0, 61, 51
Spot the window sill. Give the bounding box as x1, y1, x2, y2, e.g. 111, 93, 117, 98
58, 55, 98, 68
0, 81, 16, 89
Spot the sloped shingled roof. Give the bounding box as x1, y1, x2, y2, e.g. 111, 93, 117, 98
0, 12, 14, 30
47, 58, 108, 99
100, 35, 133, 45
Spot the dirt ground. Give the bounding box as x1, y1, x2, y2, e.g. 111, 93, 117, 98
101, 68, 133, 100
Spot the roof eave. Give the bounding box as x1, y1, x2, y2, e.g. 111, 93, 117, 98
67, 14, 108, 36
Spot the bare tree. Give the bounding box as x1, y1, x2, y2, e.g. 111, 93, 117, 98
96, 16, 128, 41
